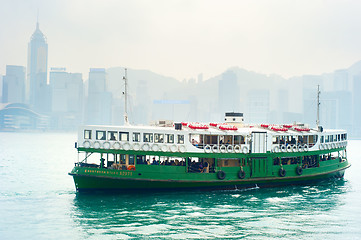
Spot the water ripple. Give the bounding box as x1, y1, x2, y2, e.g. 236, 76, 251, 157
1, 133, 361, 239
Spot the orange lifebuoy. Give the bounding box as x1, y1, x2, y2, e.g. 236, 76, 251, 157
127, 165, 136, 171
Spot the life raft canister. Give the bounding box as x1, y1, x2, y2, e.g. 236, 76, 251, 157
127, 165, 136, 171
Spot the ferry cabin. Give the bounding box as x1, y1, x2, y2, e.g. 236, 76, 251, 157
72, 122, 348, 189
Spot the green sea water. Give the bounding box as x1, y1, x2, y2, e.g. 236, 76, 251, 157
0, 132, 360, 239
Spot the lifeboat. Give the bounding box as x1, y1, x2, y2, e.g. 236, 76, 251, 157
181, 122, 188, 126
261, 124, 269, 128
283, 124, 292, 128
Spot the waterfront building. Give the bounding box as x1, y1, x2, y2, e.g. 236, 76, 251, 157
27, 21, 49, 113
49, 68, 83, 129
0, 75, 2, 101
302, 75, 323, 126
2, 65, 25, 103
270, 89, 289, 124
0, 103, 49, 130
246, 90, 270, 124
353, 74, 361, 137
106, 68, 126, 125
86, 68, 112, 125
218, 71, 240, 116
333, 69, 349, 91
321, 91, 352, 134
133, 80, 150, 125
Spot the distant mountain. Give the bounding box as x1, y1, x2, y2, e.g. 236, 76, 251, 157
107, 67, 182, 100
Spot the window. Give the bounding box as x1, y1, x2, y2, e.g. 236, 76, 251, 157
119, 132, 129, 141
129, 155, 135, 165
177, 135, 184, 144
309, 135, 317, 144
217, 158, 240, 167
166, 134, 174, 144
321, 136, 324, 143
84, 130, 92, 139
120, 154, 126, 164
154, 133, 164, 143
108, 131, 118, 141
234, 135, 245, 144
133, 132, 140, 142
96, 130, 106, 140
144, 133, 153, 143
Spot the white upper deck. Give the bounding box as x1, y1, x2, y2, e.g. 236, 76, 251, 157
77, 122, 347, 154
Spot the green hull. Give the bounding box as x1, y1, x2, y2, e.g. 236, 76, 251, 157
69, 153, 350, 192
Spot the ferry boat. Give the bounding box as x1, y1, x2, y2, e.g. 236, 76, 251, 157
69, 74, 350, 192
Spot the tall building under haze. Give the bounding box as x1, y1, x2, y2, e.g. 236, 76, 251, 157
218, 71, 240, 116
27, 21, 49, 112
2, 65, 26, 103
86, 68, 112, 125
49, 68, 83, 129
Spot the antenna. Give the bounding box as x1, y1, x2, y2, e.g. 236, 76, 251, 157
316, 85, 320, 130
36, 9, 39, 29
123, 68, 129, 125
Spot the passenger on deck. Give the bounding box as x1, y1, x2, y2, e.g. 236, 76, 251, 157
110, 134, 116, 141
203, 162, 209, 173
192, 139, 199, 146
100, 158, 105, 168
198, 162, 204, 172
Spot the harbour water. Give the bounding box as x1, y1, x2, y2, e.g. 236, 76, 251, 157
1, 132, 361, 239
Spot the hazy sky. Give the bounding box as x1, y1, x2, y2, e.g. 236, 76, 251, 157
1, 0, 361, 81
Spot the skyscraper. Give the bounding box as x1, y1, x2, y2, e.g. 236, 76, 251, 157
246, 89, 270, 124
86, 68, 112, 125
2, 65, 25, 103
333, 69, 348, 91
27, 21, 49, 113
49, 68, 83, 129
353, 75, 361, 137
218, 70, 240, 116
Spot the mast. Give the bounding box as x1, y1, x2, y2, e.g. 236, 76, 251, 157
123, 68, 129, 125
316, 84, 320, 130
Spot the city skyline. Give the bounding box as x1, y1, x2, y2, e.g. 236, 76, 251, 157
2, 0, 361, 81
2, 0, 361, 139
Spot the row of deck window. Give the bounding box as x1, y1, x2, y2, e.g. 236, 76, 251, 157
272, 133, 347, 145
84, 130, 185, 144
272, 135, 318, 145
320, 133, 347, 143
189, 134, 246, 147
